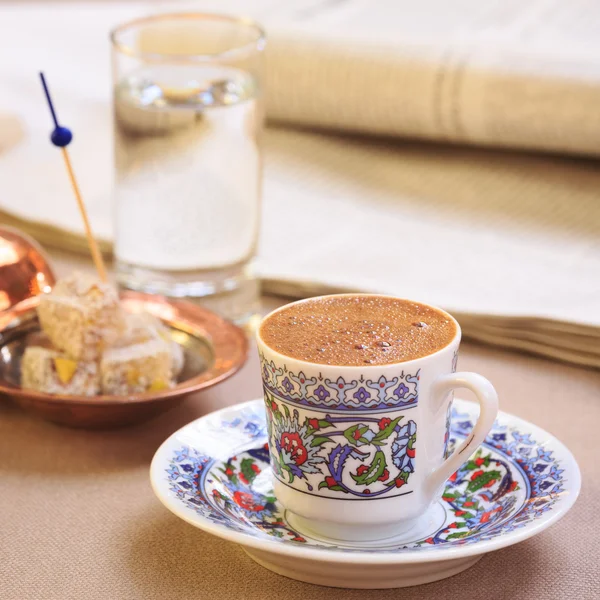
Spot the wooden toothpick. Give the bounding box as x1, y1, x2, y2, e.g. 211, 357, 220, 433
39, 72, 107, 282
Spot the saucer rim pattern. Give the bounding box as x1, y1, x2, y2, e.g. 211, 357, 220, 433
150, 397, 581, 565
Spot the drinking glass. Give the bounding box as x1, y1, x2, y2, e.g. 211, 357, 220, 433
110, 13, 265, 324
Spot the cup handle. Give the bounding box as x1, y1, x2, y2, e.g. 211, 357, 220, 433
425, 372, 499, 497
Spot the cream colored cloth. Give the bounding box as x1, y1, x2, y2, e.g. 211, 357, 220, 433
191, 0, 600, 157
0, 2, 599, 368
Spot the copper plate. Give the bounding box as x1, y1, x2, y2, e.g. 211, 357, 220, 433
0, 292, 248, 428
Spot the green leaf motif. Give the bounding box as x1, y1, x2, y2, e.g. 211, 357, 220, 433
467, 470, 502, 492
343, 424, 371, 447
446, 531, 470, 540
304, 418, 334, 436
318, 481, 345, 492
350, 450, 387, 485
270, 459, 282, 478
464, 453, 492, 471
283, 404, 291, 418
372, 416, 403, 445
280, 455, 295, 484
240, 458, 258, 484
310, 436, 332, 447
219, 464, 238, 485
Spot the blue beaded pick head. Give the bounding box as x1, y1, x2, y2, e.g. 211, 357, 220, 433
50, 126, 73, 147
39, 72, 73, 147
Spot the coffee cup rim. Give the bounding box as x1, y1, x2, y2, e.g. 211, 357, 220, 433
257, 293, 461, 370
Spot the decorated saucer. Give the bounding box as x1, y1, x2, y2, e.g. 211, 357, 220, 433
150, 398, 580, 589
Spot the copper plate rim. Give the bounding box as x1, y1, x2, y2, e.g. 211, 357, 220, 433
0, 291, 249, 405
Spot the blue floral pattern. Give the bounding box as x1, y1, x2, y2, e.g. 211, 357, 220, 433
391, 421, 417, 475
259, 353, 418, 412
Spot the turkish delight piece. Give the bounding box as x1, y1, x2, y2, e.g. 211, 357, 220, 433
100, 339, 173, 395
118, 312, 184, 377
37, 273, 127, 361
21, 346, 100, 396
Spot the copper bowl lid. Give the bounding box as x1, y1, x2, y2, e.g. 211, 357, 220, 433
0, 225, 56, 312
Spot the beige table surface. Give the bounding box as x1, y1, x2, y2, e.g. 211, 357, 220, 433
2, 253, 599, 600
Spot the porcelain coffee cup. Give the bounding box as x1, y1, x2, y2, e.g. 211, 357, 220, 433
257, 295, 499, 542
